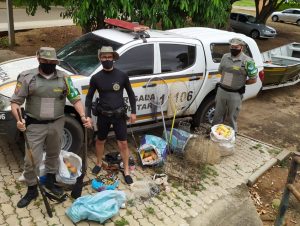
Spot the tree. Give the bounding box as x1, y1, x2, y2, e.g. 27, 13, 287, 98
255, 0, 286, 24
13, 0, 231, 32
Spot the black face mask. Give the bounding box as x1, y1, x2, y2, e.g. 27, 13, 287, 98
230, 48, 242, 57
101, 60, 113, 70
40, 63, 56, 74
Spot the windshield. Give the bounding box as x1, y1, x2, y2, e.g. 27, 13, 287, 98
57, 33, 122, 76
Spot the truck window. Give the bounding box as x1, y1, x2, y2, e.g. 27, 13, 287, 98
159, 44, 196, 73
114, 44, 154, 77
211, 43, 253, 63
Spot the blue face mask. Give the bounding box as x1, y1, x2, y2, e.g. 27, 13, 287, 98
101, 60, 113, 70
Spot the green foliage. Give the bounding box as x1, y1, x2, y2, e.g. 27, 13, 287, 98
115, 218, 129, 226
145, 206, 155, 214
13, 0, 232, 32
278, 1, 300, 10
13, 0, 63, 15
0, 37, 9, 48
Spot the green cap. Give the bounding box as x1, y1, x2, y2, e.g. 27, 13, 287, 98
37, 47, 58, 61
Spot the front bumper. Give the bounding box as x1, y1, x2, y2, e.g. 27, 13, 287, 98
0, 111, 18, 141
260, 32, 276, 38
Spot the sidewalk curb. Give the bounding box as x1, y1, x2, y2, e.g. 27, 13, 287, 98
247, 150, 291, 186
238, 133, 291, 186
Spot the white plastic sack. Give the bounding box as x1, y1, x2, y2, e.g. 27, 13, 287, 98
56, 150, 82, 185
210, 124, 235, 156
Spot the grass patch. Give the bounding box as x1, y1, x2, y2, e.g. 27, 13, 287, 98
174, 201, 179, 206
15, 182, 22, 191
198, 165, 219, 181
278, 158, 289, 168
115, 218, 129, 226
190, 190, 197, 196
268, 149, 281, 155
233, 0, 255, 7
171, 181, 181, 188
0, 37, 9, 48
199, 183, 206, 191
181, 191, 188, 196
145, 207, 155, 215
127, 199, 135, 207
156, 195, 163, 201
4, 189, 15, 197
34, 199, 42, 208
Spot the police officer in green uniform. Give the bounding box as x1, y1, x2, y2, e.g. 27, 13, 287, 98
10, 47, 91, 208
212, 38, 258, 132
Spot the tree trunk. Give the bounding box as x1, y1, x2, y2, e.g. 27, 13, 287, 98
255, 0, 286, 24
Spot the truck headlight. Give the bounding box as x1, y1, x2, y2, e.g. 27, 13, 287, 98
0, 94, 11, 111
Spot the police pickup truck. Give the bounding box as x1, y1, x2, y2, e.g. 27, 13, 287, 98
0, 25, 264, 154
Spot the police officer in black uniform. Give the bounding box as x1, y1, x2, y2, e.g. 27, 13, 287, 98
85, 46, 136, 184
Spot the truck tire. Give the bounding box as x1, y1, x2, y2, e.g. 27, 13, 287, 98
192, 96, 216, 127
272, 15, 278, 22
62, 115, 83, 154
297, 20, 300, 26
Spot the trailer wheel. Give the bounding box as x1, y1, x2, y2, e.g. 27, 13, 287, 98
62, 115, 83, 154
192, 96, 216, 127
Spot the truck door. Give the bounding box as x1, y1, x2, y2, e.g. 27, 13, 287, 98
114, 43, 157, 122
156, 42, 205, 116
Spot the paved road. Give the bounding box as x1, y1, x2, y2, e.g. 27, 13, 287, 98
0, 2, 73, 32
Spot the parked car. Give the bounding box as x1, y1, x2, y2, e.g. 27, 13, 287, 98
230, 12, 277, 39
271, 8, 300, 26
0, 22, 264, 153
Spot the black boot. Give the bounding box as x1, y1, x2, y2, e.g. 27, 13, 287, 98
45, 173, 64, 196
17, 185, 38, 208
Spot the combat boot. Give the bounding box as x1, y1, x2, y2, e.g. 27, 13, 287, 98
45, 173, 64, 196
17, 185, 38, 208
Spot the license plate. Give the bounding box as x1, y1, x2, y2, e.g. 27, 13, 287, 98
0, 112, 7, 121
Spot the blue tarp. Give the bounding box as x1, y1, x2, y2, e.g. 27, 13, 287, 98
65, 190, 126, 223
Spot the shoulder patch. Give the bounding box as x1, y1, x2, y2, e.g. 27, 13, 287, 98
14, 81, 22, 94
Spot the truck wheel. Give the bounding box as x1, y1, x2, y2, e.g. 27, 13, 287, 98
62, 115, 83, 154
297, 20, 300, 26
272, 15, 278, 22
250, 30, 260, 39
192, 96, 216, 127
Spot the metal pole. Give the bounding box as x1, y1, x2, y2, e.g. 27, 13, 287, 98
6, 0, 15, 47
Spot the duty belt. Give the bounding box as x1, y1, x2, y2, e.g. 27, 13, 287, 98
219, 84, 245, 94
25, 115, 57, 126
99, 106, 126, 118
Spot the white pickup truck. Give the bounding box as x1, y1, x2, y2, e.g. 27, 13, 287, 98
0, 26, 264, 154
